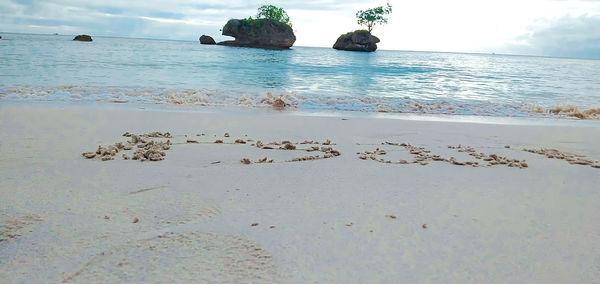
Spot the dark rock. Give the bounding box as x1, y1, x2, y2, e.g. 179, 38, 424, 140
73, 35, 93, 42
217, 19, 295, 49
199, 35, 216, 45
333, 30, 380, 52
0, 36, 2, 40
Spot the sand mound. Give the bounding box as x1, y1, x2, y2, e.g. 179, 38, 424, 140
84, 132, 342, 165
82, 132, 172, 162
358, 143, 528, 168
246, 139, 341, 164
524, 148, 600, 169
64, 232, 276, 283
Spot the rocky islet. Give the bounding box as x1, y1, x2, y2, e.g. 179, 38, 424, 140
217, 19, 295, 49
333, 30, 380, 52
73, 35, 93, 42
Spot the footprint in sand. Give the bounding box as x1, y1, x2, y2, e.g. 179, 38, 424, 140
357, 142, 528, 169
63, 232, 276, 283
0, 213, 42, 242
109, 186, 221, 230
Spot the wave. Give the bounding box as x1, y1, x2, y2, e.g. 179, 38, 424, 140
1, 84, 599, 120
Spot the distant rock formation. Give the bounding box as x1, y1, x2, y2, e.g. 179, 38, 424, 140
73, 35, 93, 42
199, 35, 216, 45
333, 30, 380, 52
217, 19, 295, 49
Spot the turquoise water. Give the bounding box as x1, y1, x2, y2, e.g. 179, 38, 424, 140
1, 33, 599, 117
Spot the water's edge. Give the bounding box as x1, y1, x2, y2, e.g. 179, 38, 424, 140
2, 33, 599, 121
3, 100, 599, 128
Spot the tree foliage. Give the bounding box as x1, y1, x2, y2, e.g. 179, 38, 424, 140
356, 3, 392, 33
255, 5, 290, 25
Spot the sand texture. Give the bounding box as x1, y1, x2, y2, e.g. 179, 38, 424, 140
63, 232, 275, 283
1, 104, 600, 283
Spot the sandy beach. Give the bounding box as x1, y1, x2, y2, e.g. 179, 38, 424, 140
1, 104, 599, 283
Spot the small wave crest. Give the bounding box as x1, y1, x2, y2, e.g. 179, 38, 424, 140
1, 84, 598, 120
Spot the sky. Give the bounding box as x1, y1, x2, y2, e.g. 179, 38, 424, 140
1, 0, 599, 59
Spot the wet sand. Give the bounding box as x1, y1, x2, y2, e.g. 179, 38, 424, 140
1, 104, 599, 283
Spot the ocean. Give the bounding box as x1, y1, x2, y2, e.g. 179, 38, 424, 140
1, 33, 599, 119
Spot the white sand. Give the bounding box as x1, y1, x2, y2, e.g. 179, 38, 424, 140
1, 104, 599, 283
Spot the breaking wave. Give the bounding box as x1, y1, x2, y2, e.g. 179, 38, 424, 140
2, 84, 598, 119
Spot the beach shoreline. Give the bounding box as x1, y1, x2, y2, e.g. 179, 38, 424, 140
3, 100, 600, 127
1, 104, 599, 282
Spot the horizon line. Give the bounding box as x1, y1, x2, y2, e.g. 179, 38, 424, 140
1, 31, 598, 61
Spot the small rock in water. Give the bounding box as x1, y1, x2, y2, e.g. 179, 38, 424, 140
199, 35, 216, 45
422, 224, 428, 229
240, 158, 252, 164
73, 34, 93, 42
273, 98, 286, 108
133, 217, 139, 223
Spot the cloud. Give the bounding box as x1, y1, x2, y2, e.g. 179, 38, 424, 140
0, 0, 365, 41
504, 14, 600, 59
1, 0, 599, 58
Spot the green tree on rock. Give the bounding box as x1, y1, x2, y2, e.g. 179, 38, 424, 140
256, 5, 291, 26
356, 3, 392, 33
